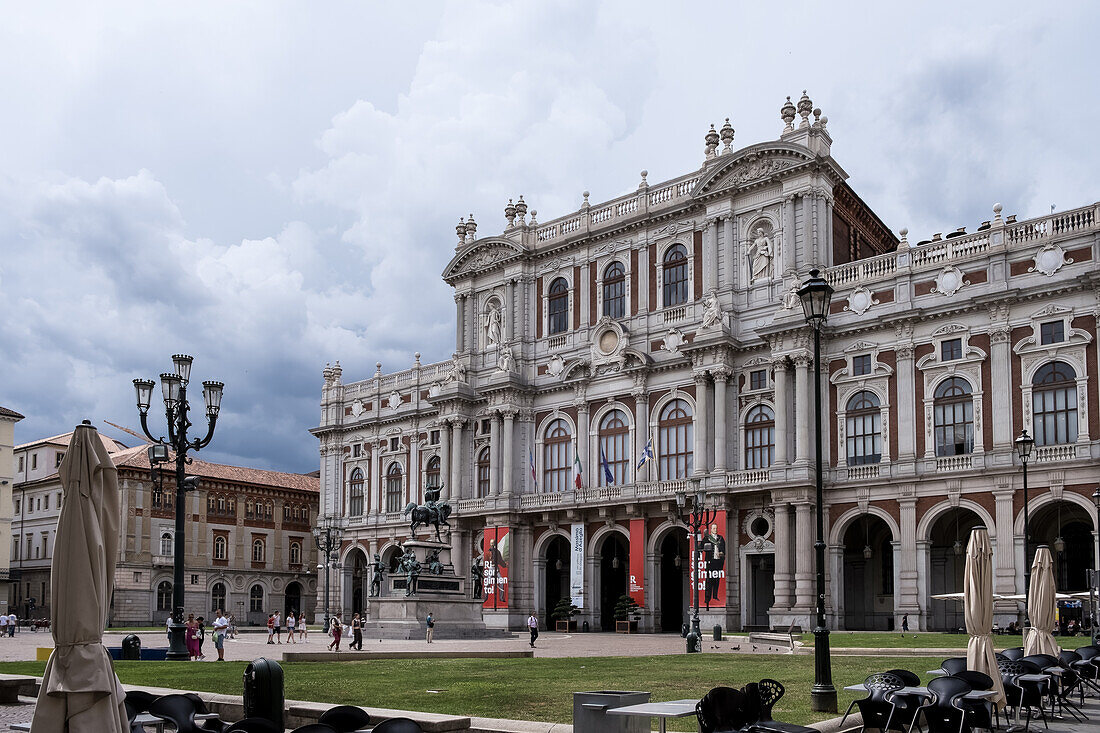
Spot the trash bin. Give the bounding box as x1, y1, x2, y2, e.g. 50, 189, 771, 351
713, 625, 722, 641
582, 620, 590, 633
121, 635, 141, 661
573, 690, 650, 733
243, 657, 284, 729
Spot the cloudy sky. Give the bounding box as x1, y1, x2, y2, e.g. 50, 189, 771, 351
2, 1, 1097, 473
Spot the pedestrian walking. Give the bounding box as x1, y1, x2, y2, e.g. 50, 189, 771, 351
267, 613, 276, 644
212, 609, 229, 662
1, 613, 9, 638
8, 613, 15, 636
166, 615, 172, 642
286, 611, 296, 643
901, 614, 909, 632
185, 613, 200, 660
351, 613, 363, 650
328, 614, 342, 651
298, 613, 307, 641
425, 612, 434, 644
196, 615, 206, 659
527, 611, 539, 648
273, 611, 282, 644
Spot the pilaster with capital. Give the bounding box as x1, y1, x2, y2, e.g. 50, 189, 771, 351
895, 341, 917, 461
632, 379, 650, 482
773, 358, 790, 466
502, 409, 516, 495
439, 419, 452, 501
450, 420, 466, 499
693, 372, 709, 475
896, 492, 921, 618
705, 217, 719, 291
454, 294, 466, 353
505, 279, 516, 342
712, 368, 730, 471
992, 483, 1017, 595
793, 502, 814, 609
373, 439, 384, 513
771, 503, 792, 613
989, 326, 1012, 450
793, 354, 811, 464
721, 215, 735, 289
490, 411, 502, 496
576, 401, 590, 485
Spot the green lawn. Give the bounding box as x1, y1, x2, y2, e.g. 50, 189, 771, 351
0, 654, 942, 729
797, 632, 1089, 649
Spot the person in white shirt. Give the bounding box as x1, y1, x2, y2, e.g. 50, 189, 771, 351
212, 609, 229, 662
527, 611, 539, 648
7, 613, 15, 636
0, 613, 8, 638
285, 612, 296, 643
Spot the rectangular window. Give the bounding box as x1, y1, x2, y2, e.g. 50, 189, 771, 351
1040, 321, 1065, 345
389, 437, 399, 451
852, 354, 872, 376
56, 493, 61, 507
31, 454, 37, 470
13, 500, 19, 515
480, 418, 491, 435
17, 456, 23, 472
430, 430, 440, 445
749, 369, 767, 391
41, 532, 48, 557
352, 443, 361, 457
941, 338, 963, 361
43, 495, 48, 510
133, 572, 142, 583
55, 453, 64, 468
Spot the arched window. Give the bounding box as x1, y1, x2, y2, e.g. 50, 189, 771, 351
348, 468, 365, 516
385, 463, 403, 513
477, 447, 491, 497
156, 581, 172, 612
548, 278, 569, 334
744, 405, 775, 469
289, 541, 302, 565
1033, 361, 1078, 446
662, 244, 688, 307
845, 391, 882, 465
213, 535, 227, 561
210, 582, 226, 612
933, 377, 974, 456
249, 584, 264, 612
602, 262, 626, 318
598, 410, 630, 485
543, 419, 572, 493
252, 538, 266, 563
425, 456, 441, 490
160, 532, 173, 556
658, 399, 694, 480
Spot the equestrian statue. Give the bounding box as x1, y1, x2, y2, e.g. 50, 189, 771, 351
403, 483, 453, 541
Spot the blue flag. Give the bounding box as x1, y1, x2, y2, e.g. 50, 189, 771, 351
637, 438, 654, 470
601, 448, 614, 485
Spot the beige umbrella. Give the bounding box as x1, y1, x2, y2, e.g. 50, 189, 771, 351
964, 526, 1006, 707
31, 423, 126, 732
1024, 546, 1060, 657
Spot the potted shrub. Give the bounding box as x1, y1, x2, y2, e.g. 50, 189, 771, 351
614, 595, 640, 633
551, 597, 579, 632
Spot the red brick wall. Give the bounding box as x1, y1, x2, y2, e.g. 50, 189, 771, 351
630, 249, 639, 316
693, 230, 703, 296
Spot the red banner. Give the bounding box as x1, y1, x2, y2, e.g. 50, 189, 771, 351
482, 527, 510, 609
690, 511, 727, 608
628, 519, 645, 607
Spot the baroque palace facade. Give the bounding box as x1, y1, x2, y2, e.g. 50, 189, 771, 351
314, 93, 1100, 633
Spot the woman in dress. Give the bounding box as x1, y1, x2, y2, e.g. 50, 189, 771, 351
298, 613, 307, 641
327, 614, 341, 652
185, 613, 199, 660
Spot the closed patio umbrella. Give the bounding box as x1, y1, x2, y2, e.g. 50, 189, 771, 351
964, 526, 1005, 707
31, 422, 126, 732
1024, 546, 1060, 657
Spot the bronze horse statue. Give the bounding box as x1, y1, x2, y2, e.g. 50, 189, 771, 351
403, 484, 452, 541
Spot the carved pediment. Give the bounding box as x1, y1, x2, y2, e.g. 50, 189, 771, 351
692, 143, 814, 196
442, 238, 524, 280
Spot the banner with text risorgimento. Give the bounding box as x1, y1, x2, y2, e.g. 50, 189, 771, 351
482, 526, 510, 609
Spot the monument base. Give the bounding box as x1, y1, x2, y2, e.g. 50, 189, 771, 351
363, 595, 510, 640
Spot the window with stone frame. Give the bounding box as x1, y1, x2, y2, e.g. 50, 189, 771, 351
598, 409, 630, 485
749, 369, 767, 391
933, 376, 974, 456
156, 581, 172, 612
1040, 320, 1065, 345
385, 462, 404, 512
602, 261, 626, 318
658, 399, 693, 479
744, 405, 775, 469
1032, 361, 1078, 445
213, 535, 227, 561
477, 446, 491, 497
662, 244, 689, 307
252, 537, 266, 563
425, 456, 441, 490
548, 278, 569, 334
852, 354, 872, 376
160, 532, 173, 556
210, 582, 226, 612
940, 338, 963, 361
249, 584, 264, 612
543, 419, 572, 492
845, 391, 882, 465
289, 541, 302, 565
348, 468, 365, 516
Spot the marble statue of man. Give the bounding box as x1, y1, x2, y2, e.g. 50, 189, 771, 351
750, 228, 772, 282
485, 303, 502, 346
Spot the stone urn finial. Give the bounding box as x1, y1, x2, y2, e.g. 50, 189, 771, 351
781, 95, 796, 133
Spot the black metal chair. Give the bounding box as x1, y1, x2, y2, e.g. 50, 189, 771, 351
224, 718, 282, 733
696, 686, 758, 733
886, 669, 922, 686
1001, 647, 1025, 661
998, 659, 1049, 730
290, 726, 339, 733
914, 676, 973, 733
741, 679, 815, 733
941, 658, 968, 676
1072, 646, 1100, 694
1060, 650, 1090, 702
149, 694, 205, 733
318, 705, 372, 732
840, 673, 904, 733
951, 672, 997, 732
124, 690, 160, 733
370, 719, 424, 733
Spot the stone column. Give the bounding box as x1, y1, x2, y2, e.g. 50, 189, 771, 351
440, 420, 452, 501
467, 292, 477, 354
637, 244, 649, 312
455, 294, 465, 353
505, 279, 516, 342
793, 355, 811, 464
897, 494, 921, 618
694, 373, 709, 475
634, 390, 650, 483
794, 502, 814, 608
450, 420, 464, 500
490, 412, 502, 496
773, 359, 790, 466
503, 410, 516, 495
896, 345, 917, 461
713, 369, 729, 471
993, 484, 1016, 595
771, 503, 792, 613
722, 216, 735, 289
579, 264, 590, 329
783, 195, 797, 277
373, 440, 384, 514
990, 330, 1012, 450
705, 217, 718, 291
576, 403, 590, 485
409, 432, 419, 505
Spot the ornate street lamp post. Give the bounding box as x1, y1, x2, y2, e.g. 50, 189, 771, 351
797, 269, 837, 713
1015, 430, 1035, 626
132, 355, 223, 661
676, 482, 716, 653
313, 516, 344, 633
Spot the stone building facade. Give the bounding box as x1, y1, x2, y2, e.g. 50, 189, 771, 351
314, 93, 1100, 632
0, 407, 24, 619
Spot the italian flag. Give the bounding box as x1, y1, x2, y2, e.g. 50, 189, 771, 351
574, 451, 584, 489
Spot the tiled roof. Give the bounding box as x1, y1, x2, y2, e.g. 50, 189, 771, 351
114, 450, 319, 493
0, 406, 24, 420
16, 430, 128, 452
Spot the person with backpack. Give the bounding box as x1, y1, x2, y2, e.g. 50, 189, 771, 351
425, 612, 435, 644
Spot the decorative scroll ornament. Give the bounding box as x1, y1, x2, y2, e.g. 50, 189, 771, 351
844, 286, 880, 316
350, 399, 366, 417
389, 390, 402, 412
662, 328, 685, 356
1029, 243, 1072, 277
546, 354, 566, 378
931, 266, 970, 297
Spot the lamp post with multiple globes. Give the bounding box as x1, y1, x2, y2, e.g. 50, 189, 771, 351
313, 516, 344, 633
675, 482, 716, 652
1015, 429, 1035, 626
132, 355, 224, 661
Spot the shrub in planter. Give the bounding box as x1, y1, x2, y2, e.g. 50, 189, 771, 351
551, 598, 579, 632
613, 595, 640, 633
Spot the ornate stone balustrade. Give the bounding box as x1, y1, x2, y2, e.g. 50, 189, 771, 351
935, 455, 973, 472
1034, 444, 1077, 463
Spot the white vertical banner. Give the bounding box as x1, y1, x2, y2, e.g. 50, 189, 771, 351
570, 523, 585, 608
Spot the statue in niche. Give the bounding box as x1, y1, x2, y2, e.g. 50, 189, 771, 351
700, 291, 723, 330
749, 227, 773, 282
497, 344, 515, 372
484, 302, 502, 347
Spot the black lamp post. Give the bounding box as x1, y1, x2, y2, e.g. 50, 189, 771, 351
1015, 429, 1035, 626
797, 268, 837, 713
313, 516, 343, 633
132, 355, 223, 661
675, 482, 716, 652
